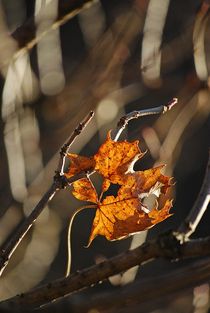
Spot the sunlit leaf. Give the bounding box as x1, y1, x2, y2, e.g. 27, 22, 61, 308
94, 131, 145, 187
67, 131, 173, 245
65, 154, 95, 178
72, 178, 98, 203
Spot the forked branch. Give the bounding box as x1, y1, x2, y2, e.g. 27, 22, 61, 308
0, 99, 177, 302
56, 111, 94, 174
112, 98, 177, 140
0, 111, 94, 276
65, 98, 178, 185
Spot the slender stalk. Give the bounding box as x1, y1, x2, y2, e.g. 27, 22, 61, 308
0, 182, 57, 276
177, 151, 210, 241
65, 204, 97, 277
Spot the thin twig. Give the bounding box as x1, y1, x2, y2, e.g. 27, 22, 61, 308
112, 98, 178, 141
65, 98, 178, 186
0, 112, 93, 277
56, 111, 94, 174
0, 101, 177, 301
12, 0, 96, 63
0, 182, 57, 276
0, 100, 174, 277
2, 234, 210, 310
177, 151, 210, 241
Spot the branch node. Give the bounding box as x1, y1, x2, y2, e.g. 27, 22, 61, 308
158, 230, 181, 260
176, 222, 194, 243
0, 255, 8, 267
75, 122, 84, 135
54, 172, 68, 189
117, 116, 128, 129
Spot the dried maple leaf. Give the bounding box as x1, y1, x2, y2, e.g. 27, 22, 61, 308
65, 154, 95, 178
72, 173, 173, 246
65, 131, 173, 245
118, 165, 172, 197
94, 131, 145, 188
72, 178, 98, 203
65, 131, 145, 189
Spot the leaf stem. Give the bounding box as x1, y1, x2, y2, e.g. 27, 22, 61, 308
65, 204, 97, 277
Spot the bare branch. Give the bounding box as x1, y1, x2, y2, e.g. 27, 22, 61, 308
65, 98, 178, 185
1, 234, 210, 310
70, 256, 210, 313
63, 102, 176, 278
112, 98, 178, 141
0, 112, 93, 277
12, 0, 96, 63
0, 99, 177, 300
0, 99, 174, 277
0, 183, 57, 277
56, 111, 94, 174
177, 151, 210, 241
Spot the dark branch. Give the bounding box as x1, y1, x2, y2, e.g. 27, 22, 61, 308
177, 151, 210, 240
65, 98, 178, 185
0, 112, 93, 277
12, 0, 96, 62
1, 234, 210, 311
0, 183, 57, 277
0, 100, 177, 303
56, 110, 94, 174
71, 256, 210, 313
0, 99, 175, 277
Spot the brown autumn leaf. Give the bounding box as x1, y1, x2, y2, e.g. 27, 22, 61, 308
118, 165, 172, 197
72, 178, 98, 203
94, 131, 145, 186
65, 131, 173, 245
72, 171, 173, 246
65, 154, 95, 178
65, 131, 145, 189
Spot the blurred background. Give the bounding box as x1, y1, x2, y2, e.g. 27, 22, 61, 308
0, 0, 210, 312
